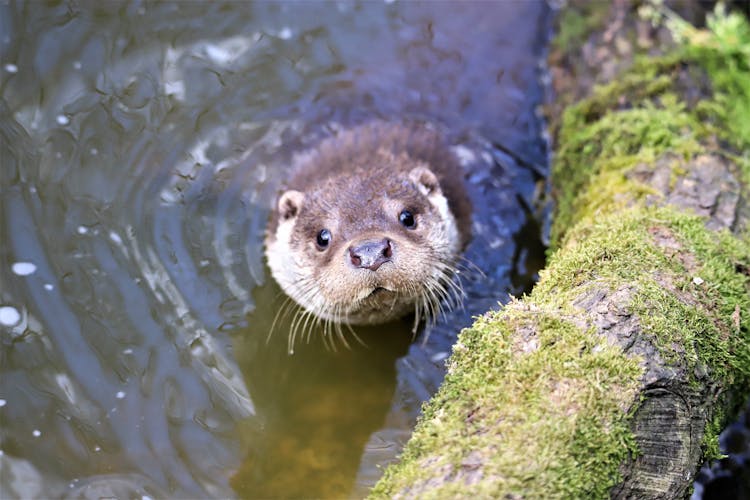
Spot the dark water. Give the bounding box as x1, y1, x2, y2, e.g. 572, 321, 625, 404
0, 1, 550, 498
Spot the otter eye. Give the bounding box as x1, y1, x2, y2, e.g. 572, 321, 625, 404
316, 229, 332, 250
399, 209, 416, 229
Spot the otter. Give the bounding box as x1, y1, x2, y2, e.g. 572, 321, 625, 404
265, 121, 472, 332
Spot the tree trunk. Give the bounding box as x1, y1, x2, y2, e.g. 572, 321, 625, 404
371, 1, 750, 498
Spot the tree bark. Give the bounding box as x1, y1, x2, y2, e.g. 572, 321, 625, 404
371, 1, 750, 498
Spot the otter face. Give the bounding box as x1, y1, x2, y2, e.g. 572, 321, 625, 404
265, 164, 463, 328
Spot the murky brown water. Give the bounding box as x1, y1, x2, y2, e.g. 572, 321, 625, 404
1, 1, 550, 498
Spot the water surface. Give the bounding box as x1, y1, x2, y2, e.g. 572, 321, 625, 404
0, 1, 550, 497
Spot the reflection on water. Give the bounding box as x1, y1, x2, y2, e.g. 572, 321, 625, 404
231, 278, 414, 498
0, 1, 549, 497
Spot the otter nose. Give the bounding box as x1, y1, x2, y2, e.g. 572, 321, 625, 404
349, 238, 392, 271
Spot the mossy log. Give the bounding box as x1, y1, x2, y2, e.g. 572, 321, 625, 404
371, 2, 750, 498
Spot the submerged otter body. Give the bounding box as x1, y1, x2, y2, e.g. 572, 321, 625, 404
265, 122, 471, 327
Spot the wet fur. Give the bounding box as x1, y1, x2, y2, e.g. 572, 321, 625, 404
265, 121, 472, 344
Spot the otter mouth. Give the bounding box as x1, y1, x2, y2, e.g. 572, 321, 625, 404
359, 286, 397, 305
343, 286, 416, 324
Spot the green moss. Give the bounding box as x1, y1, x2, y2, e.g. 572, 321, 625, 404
703, 407, 727, 461
552, 3, 611, 54
371, 308, 643, 499
664, 216, 750, 383
558, 56, 681, 128
553, 9, 589, 52
552, 86, 705, 248
551, 5, 750, 247
686, 14, 750, 185
545, 206, 750, 385
670, 3, 750, 151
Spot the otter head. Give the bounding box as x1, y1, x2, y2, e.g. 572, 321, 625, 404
265, 160, 463, 328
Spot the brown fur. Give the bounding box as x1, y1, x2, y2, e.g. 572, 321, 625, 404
265, 121, 472, 329
268, 122, 472, 245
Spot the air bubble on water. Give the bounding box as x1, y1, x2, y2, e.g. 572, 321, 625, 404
0, 306, 21, 326
56, 114, 70, 126
206, 45, 231, 64
160, 188, 179, 204
164, 80, 185, 101
116, 391, 126, 399
4, 63, 18, 73
44, 284, 54, 291
77, 226, 89, 235
32, 429, 41, 437
452, 145, 476, 166
430, 351, 449, 363
0, 399, 6, 407
55, 373, 77, 403
12, 262, 36, 276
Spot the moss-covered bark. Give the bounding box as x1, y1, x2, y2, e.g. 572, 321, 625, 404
371, 2, 750, 498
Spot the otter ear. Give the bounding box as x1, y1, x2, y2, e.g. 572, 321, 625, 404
409, 166, 441, 196
277, 190, 305, 221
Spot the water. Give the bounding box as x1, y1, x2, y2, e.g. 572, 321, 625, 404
0, 1, 551, 497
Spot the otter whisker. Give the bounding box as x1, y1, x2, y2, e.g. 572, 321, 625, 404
295, 287, 322, 346
428, 285, 446, 324
430, 262, 465, 312
321, 315, 333, 351
456, 254, 485, 281
268, 294, 298, 344
344, 319, 366, 348
412, 297, 422, 336
330, 304, 349, 352
432, 280, 451, 318
323, 305, 340, 351
288, 306, 308, 354
423, 287, 438, 328
333, 320, 347, 351
325, 305, 340, 351
301, 307, 318, 345
293, 301, 318, 351
419, 293, 435, 344
287, 278, 328, 348
437, 275, 463, 312
442, 264, 466, 297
